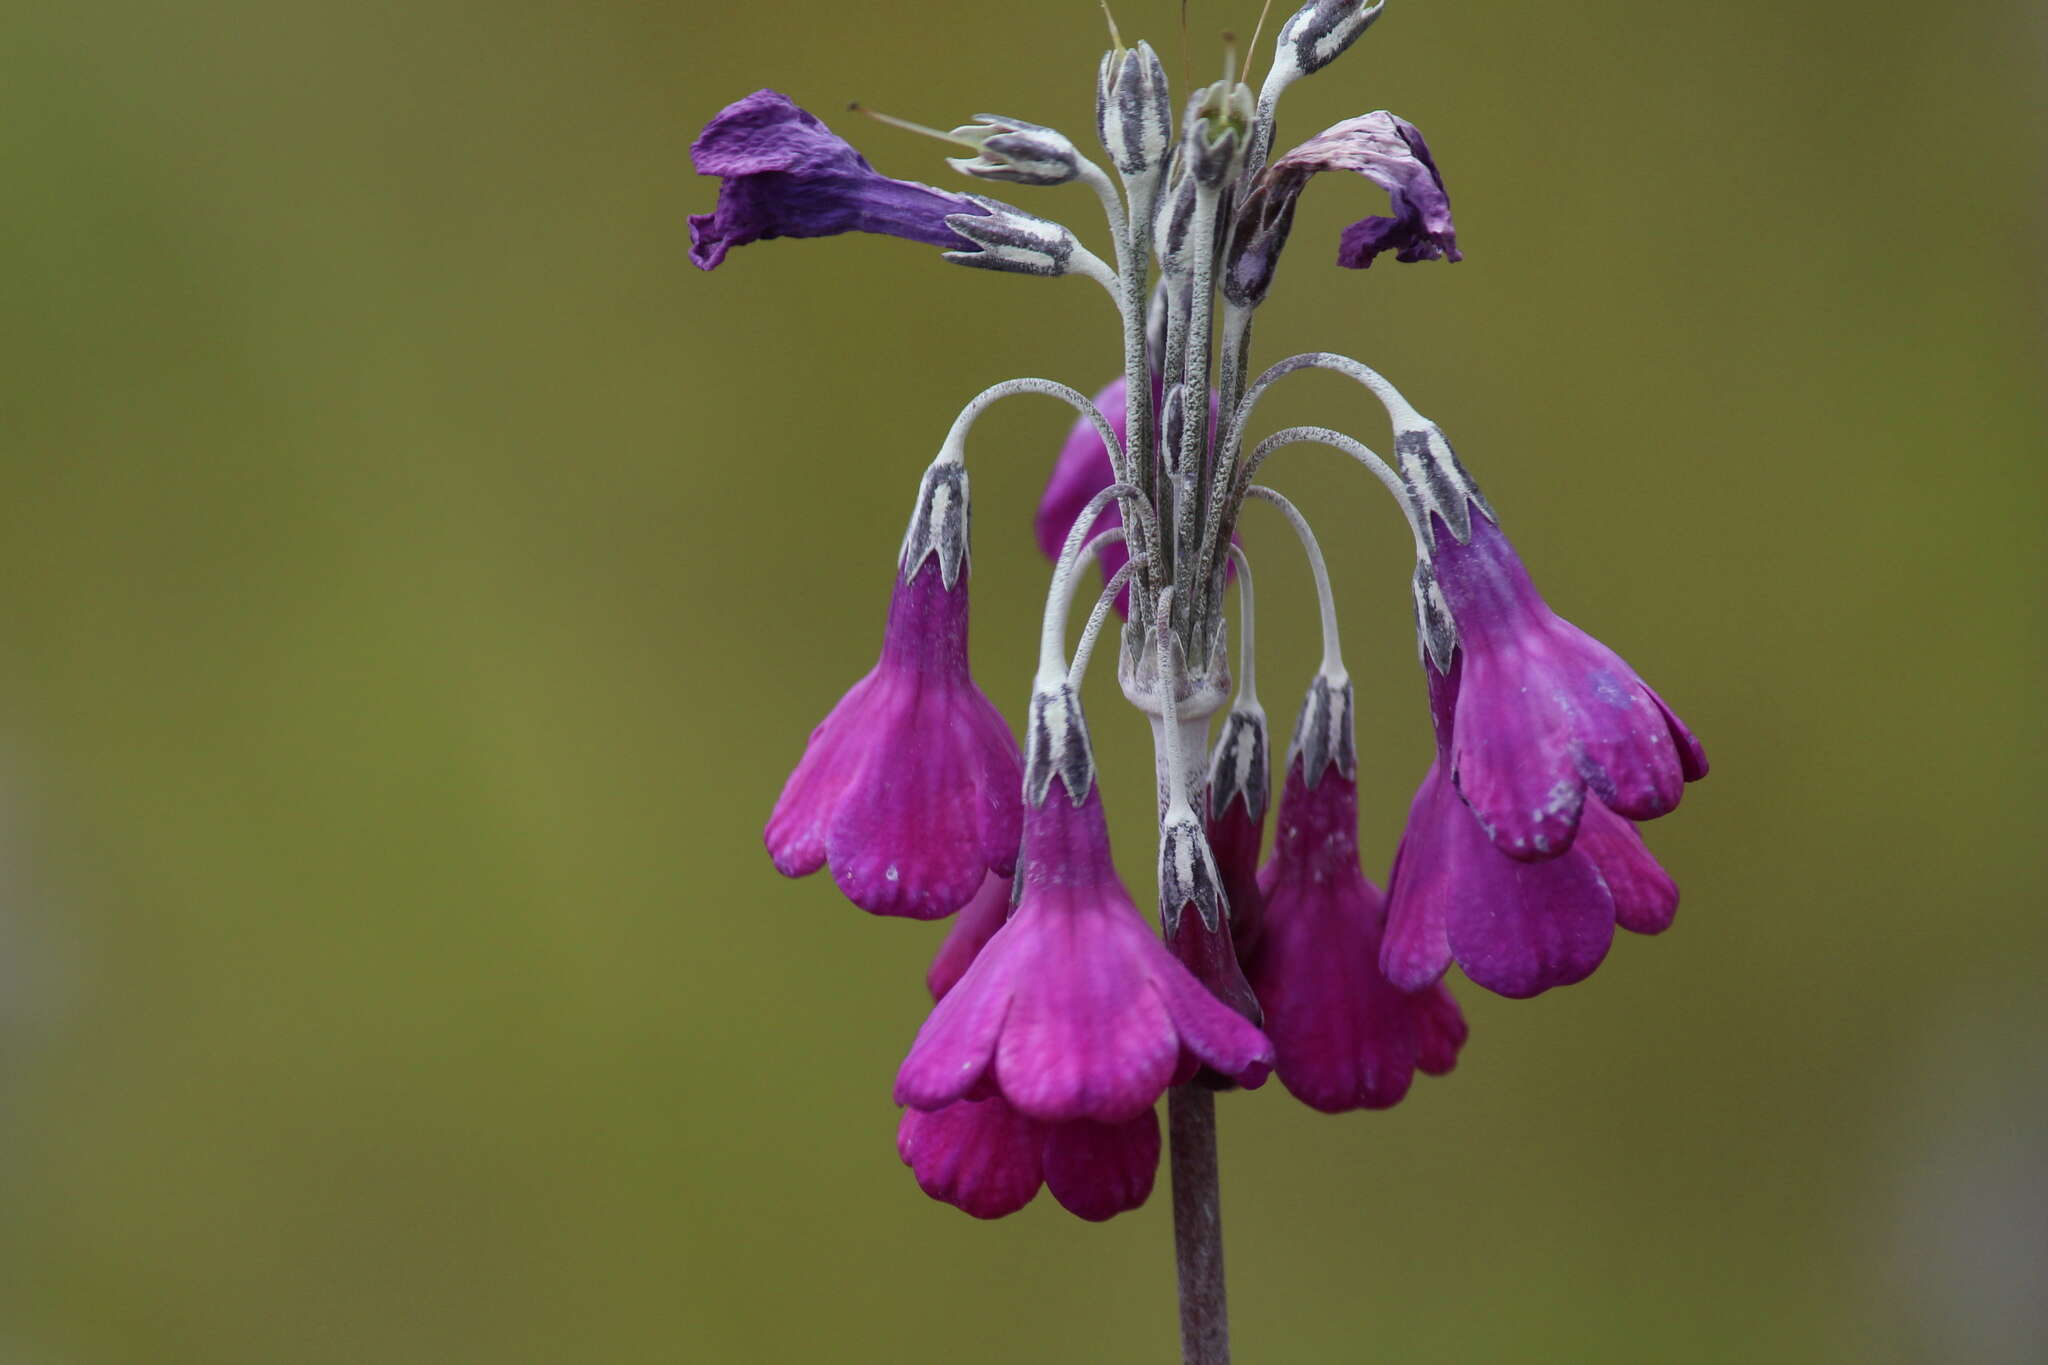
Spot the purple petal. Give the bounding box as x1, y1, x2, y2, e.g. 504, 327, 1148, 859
1438, 795, 1616, 999
1259, 111, 1460, 276
897, 1098, 1044, 1219
990, 896, 1182, 1124
1413, 985, 1468, 1077
1575, 801, 1679, 936
763, 668, 883, 877
1379, 766, 1456, 991
926, 872, 1012, 1002
689, 90, 991, 270
1041, 1109, 1160, 1221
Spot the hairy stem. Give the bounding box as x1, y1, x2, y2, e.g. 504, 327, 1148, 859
1169, 1086, 1230, 1365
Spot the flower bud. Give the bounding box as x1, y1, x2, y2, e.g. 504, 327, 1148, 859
1273, 0, 1386, 84
945, 198, 1092, 277
946, 114, 1084, 187
1095, 40, 1172, 179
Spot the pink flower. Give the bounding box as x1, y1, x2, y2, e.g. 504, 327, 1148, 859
1248, 680, 1466, 1111
764, 464, 1022, 918
896, 1097, 1160, 1222
895, 772, 1273, 1123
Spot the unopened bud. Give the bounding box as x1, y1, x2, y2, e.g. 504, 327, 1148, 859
1273, 0, 1387, 84
946, 114, 1083, 187
1095, 40, 1172, 179
944, 198, 1088, 277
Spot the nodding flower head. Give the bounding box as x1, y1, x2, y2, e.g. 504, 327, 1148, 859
896, 703, 1272, 1124
1248, 674, 1467, 1110
688, 90, 993, 270
763, 462, 1022, 919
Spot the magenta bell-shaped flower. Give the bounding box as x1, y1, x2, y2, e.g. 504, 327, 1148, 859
1248, 677, 1466, 1111
1427, 508, 1708, 860
1380, 658, 1684, 998
895, 685, 1273, 1123
763, 464, 1022, 919
903, 856, 1162, 1223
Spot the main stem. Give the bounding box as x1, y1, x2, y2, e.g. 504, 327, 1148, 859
1169, 1086, 1230, 1364
1149, 707, 1232, 1365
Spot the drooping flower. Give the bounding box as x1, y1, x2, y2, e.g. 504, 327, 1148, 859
689, 90, 993, 270
1248, 675, 1466, 1110
1227, 110, 1458, 307
764, 463, 1021, 918
1379, 656, 1685, 998
903, 855, 1165, 1222
1425, 506, 1708, 860
1205, 705, 1271, 962
895, 685, 1273, 1122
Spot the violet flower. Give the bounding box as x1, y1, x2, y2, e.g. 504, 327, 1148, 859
1425, 505, 1708, 859
1380, 657, 1685, 998
895, 687, 1273, 1123
903, 888, 1163, 1223
689, 90, 993, 270
1249, 675, 1466, 1109
763, 463, 1021, 919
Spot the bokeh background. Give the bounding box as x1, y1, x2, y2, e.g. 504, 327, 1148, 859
1, 1, 2041, 1361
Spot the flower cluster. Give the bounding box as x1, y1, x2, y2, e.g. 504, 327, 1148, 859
697, 2, 1706, 1221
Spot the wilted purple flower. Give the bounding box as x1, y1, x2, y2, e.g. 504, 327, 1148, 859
764, 464, 1021, 918
1249, 681, 1466, 1110
897, 1096, 1160, 1222
1427, 508, 1708, 860
689, 90, 992, 270
895, 775, 1273, 1123
1380, 658, 1685, 998
1227, 111, 1457, 306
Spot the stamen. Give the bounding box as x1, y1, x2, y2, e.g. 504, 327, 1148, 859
1245, 0, 1277, 77
1098, 0, 1124, 50
848, 102, 974, 150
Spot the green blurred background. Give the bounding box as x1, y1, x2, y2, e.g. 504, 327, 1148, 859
1, 1, 2041, 1361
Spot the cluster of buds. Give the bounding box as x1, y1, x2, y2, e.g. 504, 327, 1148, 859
692, 1, 1706, 1221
